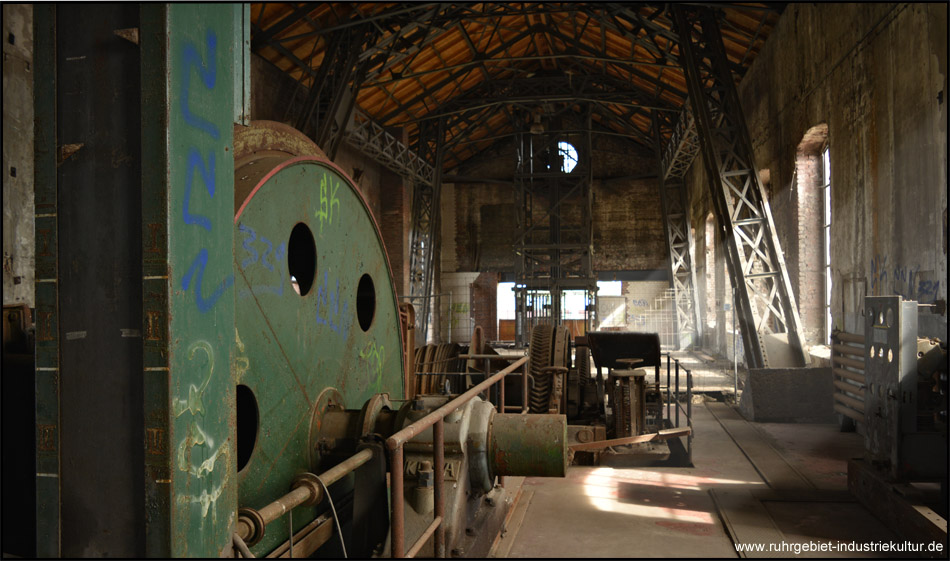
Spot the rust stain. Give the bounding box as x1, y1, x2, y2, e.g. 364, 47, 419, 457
37, 424, 56, 451
37, 229, 52, 257
147, 223, 162, 253
37, 311, 54, 341
146, 427, 167, 455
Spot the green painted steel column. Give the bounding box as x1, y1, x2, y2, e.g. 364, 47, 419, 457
32, 4, 61, 557
141, 4, 240, 557
489, 414, 568, 478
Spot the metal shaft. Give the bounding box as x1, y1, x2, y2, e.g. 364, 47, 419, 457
237, 448, 373, 543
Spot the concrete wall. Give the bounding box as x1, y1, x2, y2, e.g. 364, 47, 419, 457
688, 3, 948, 361
2, 4, 34, 307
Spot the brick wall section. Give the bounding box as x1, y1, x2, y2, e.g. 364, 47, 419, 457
793, 145, 826, 346
470, 272, 499, 341
378, 173, 410, 298
448, 135, 668, 273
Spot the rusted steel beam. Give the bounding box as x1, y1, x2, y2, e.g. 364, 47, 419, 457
568, 427, 691, 452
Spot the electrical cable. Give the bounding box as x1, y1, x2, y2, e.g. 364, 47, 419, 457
232, 532, 255, 559
315, 473, 347, 558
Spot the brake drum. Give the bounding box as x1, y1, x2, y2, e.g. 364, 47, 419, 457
231, 122, 404, 554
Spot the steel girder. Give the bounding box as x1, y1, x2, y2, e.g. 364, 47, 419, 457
406, 119, 446, 343
673, 6, 807, 368
344, 110, 435, 185
654, 113, 703, 350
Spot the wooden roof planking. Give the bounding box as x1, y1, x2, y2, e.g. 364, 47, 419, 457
250, 3, 782, 171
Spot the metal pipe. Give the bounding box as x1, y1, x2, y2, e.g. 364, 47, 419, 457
675, 359, 680, 427
833, 392, 865, 413
483, 357, 491, 403
391, 446, 405, 558
833, 379, 866, 397
568, 427, 691, 451
832, 344, 865, 358
665, 354, 671, 422
834, 403, 864, 423
386, 357, 528, 449
405, 516, 443, 558
686, 369, 693, 465
499, 367, 506, 414
835, 332, 865, 344
237, 448, 373, 543
522, 360, 529, 414
433, 419, 445, 558
833, 368, 866, 384
833, 356, 865, 371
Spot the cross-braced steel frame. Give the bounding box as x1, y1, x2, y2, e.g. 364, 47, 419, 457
673, 6, 807, 368
655, 110, 703, 350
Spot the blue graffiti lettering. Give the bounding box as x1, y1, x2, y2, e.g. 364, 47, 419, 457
183, 148, 215, 231
237, 223, 287, 299
182, 249, 234, 313
315, 271, 352, 340
178, 28, 231, 314
869, 254, 941, 304
260, 236, 274, 272
181, 30, 220, 140
239, 224, 258, 268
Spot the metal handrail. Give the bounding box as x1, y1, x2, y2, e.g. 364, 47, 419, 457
459, 353, 530, 414
662, 353, 694, 464
386, 356, 529, 558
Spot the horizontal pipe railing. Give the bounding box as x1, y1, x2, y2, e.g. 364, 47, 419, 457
834, 403, 864, 423
833, 379, 865, 398
388, 356, 528, 558
661, 353, 693, 464
833, 367, 866, 384
834, 355, 866, 370
236, 448, 374, 545
832, 331, 866, 426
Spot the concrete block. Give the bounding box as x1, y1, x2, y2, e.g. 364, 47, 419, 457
739, 366, 835, 423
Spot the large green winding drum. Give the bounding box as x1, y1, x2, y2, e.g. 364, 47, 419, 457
231, 122, 404, 555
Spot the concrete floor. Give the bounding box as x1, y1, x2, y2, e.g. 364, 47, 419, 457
494, 353, 904, 558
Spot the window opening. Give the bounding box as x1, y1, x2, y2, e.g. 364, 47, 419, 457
822, 145, 832, 345
557, 141, 578, 173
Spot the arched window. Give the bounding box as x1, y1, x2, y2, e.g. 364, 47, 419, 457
795, 124, 830, 346
557, 141, 578, 173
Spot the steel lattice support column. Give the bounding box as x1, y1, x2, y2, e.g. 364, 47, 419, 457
673, 6, 807, 368
407, 119, 445, 343
654, 113, 703, 350
513, 106, 597, 346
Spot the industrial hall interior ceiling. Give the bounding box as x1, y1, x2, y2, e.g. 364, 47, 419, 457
1, 2, 947, 559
